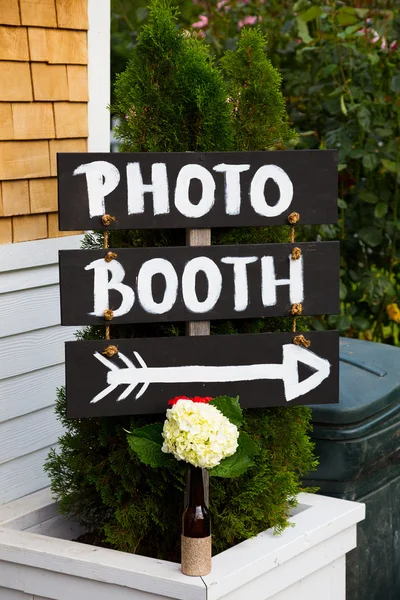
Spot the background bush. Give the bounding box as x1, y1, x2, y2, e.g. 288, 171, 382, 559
112, 0, 400, 345
46, 1, 317, 560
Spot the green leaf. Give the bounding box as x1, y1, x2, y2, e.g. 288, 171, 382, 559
360, 273, 394, 307
338, 198, 347, 209
337, 315, 351, 331
368, 53, 380, 66
381, 159, 399, 174
391, 74, 400, 93
375, 128, 393, 137
352, 316, 370, 331
127, 423, 172, 468
355, 8, 369, 18
374, 202, 388, 219
297, 18, 312, 43
345, 24, 362, 35
327, 314, 338, 326
310, 318, 326, 331
340, 280, 348, 301
299, 6, 321, 22
362, 153, 379, 171
358, 227, 383, 248
359, 190, 378, 204
340, 94, 348, 116
210, 396, 243, 427
349, 269, 359, 282
357, 106, 371, 132
210, 432, 259, 478
338, 164, 347, 173
349, 149, 364, 159
293, 0, 305, 12
337, 7, 358, 26
321, 64, 338, 77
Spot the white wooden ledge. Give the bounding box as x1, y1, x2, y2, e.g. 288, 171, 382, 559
0, 488, 365, 600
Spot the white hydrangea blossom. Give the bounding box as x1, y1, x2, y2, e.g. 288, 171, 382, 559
161, 400, 239, 468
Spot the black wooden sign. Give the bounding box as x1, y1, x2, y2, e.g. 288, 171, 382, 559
57, 150, 338, 230
59, 242, 339, 325
65, 330, 339, 418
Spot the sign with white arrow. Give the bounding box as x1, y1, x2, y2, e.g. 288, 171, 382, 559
65, 331, 339, 418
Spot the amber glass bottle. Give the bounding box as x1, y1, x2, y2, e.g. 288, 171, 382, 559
181, 466, 212, 576
183, 466, 210, 537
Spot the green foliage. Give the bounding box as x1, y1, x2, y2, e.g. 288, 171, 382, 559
111, 0, 196, 94
210, 395, 242, 427
275, 2, 400, 344
210, 432, 259, 479
46, 389, 316, 556
46, 0, 316, 560
210, 407, 317, 551
112, 0, 234, 152
221, 27, 296, 151
126, 423, 174, 468
111, 0, 400, 345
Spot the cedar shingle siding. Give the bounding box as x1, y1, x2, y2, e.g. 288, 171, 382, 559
0, 0, 88, 244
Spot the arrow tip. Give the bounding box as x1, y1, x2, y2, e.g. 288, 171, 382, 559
282, 344, 331, 402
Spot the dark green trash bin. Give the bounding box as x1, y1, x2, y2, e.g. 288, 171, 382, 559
306, 337, 400, 600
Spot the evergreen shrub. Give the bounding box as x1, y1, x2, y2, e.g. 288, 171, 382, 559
45, 0, 317, 560
112, 0, 400, 346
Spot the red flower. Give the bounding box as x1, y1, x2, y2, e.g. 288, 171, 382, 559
191, 396, 213, 404
167, 396, 213, 406
168, 396, 191, 406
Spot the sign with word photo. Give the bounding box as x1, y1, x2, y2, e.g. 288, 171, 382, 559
65, 331, 339, 418
59, 242, 340, 325
57, 150, 338, 230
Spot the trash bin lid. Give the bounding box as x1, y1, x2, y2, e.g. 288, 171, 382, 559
309, 337, 400, 425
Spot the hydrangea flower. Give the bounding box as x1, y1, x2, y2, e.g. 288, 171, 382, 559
162, 400, 239, 468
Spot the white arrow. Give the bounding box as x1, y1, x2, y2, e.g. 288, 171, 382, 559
91, 344, 331, 404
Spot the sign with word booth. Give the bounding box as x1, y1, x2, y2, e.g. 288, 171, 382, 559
57, 149, 339, 418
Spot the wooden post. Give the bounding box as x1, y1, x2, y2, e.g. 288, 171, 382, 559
185, 226, 211, 477
182, 226, 212, 576
183, 226, 211, 576
185, 228, 211, 336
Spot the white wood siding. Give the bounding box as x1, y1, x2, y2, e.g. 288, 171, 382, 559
0, 588, 34, 599
0, 237, 83, 504
0, 0, 110, 506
